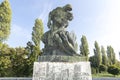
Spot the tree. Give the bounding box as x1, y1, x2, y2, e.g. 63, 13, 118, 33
11, 47, 26, 77
0, 0, 12, 42
107, 46, 116, 65
32, 18, 44, 48
115, 60, 120, 68
25, 41, 39, 61
25, 41, 34, 58
11, 46, 34, 77
89, 56, 98, 68
80, 35, 89, 60
0, 43, 12, 76
32, 19, 44, 60
93, 41, 102, 73
101, 46, 107, 66
23, 41, 40, 76
107, 65, 120, 77
99, 64, 107, 73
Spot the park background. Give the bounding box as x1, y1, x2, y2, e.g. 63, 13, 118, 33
0, 0, 120, 77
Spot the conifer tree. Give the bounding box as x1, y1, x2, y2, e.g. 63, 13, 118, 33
0, 0, 12, 42
107, 46, 116, 65
93, 41, 102, 73
32, 18, 44, 57
32, 18, 44, 48
101, 46, 107, 66
80, 35, 89, 60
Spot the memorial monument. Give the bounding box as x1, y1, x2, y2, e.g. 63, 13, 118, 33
33, 4, 92, 80
42, 4, 78, 56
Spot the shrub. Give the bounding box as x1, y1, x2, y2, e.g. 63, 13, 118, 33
91, 67, 96, 74
107, 65, 120, 77
99, 64, 107, 73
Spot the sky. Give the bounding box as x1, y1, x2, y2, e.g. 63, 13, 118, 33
0, 0, 120, 60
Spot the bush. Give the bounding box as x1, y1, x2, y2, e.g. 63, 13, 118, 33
91, 67, 96, 74
99, 64, 107, 73
107, 65, 120, 77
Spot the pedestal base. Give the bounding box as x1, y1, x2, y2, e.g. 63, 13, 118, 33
33, 62, 92, 80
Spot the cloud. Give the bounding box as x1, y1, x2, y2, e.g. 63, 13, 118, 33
93, 0, 120, 60
6, 24, 31, 47
39, 2, 53, 22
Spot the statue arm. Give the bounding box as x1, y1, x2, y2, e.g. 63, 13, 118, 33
47, 12, 52, 29
41, 32, 48, 44
65, 32, 74, 46
59, 32, 77, 54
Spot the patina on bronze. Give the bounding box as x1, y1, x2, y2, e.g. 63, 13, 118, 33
42, 4, 78, 56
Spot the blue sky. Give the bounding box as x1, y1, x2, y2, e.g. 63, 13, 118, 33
0, 0, 120, 60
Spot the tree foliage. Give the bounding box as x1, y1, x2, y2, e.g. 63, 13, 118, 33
0, 42, 37, 77
99, 64, 107, 72
0, 0, 12, 42
32, 18, 44, 47
107, 46, 116, 65
89, 56, 98, 68
91, 41, 102, 73
93, 41, 102, 67
0, 43, 12, 76
80, 35, 89, 60
107, 65, 120, 77
101, 46, 107, 66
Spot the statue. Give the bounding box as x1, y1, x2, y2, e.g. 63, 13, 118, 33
42, 4, 78, 56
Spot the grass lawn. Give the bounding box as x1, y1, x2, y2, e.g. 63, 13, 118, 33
92, 73, 120, 78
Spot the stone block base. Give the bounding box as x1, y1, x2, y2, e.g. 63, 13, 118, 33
33, 62, 92, 80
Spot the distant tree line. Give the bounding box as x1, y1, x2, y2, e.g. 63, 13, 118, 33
0, 0, 120, 77
80, 35, 120, 76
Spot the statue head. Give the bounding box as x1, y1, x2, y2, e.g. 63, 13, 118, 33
63, 4, 72, 11
47, 4, 73, 30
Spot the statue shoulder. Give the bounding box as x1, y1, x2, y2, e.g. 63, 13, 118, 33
41, 30, 51, 42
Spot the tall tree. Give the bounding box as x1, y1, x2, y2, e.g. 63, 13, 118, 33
80, 35, 89, 60
0, 0, 12, 42
101, 46, 107, 66
32, 19, 44, 60
32, 18, 44, 48
107, 46, 116, 65
93, 41, 102, 73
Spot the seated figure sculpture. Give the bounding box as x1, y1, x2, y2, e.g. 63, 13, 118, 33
42, 4, 78, 56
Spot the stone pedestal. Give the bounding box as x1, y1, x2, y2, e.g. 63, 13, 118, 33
33, 62, 92, 80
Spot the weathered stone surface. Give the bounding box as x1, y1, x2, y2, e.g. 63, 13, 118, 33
33, 62, 92, 80
1, 77, 120, 80
38, 55, 87, 62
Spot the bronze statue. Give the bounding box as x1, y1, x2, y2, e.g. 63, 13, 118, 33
42, 4, 78, 56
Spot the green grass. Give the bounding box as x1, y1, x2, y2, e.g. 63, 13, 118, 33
92, 73, 120, 78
